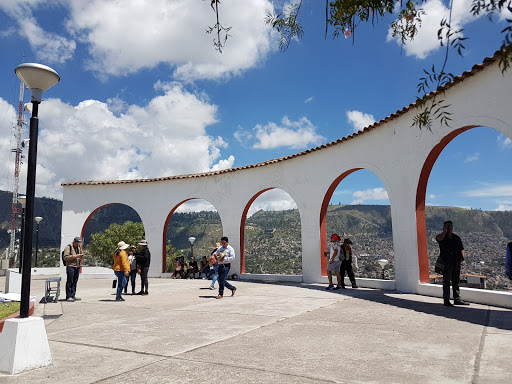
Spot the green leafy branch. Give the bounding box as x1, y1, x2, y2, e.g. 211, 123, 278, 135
264, 1, 304, 51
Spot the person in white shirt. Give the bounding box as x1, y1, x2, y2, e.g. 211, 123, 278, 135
326, 234, 342, 290
213, 236, 237, 299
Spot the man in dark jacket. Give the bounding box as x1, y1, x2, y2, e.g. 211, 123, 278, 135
436, 220, 469, 307
136, 239, 151, 296
340, 238, 358, 289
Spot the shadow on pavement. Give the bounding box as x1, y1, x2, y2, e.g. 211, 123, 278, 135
244, 280, 512, 331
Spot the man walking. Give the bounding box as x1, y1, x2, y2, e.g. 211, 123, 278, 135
63, 237, 83, 302
436, 220, 469, 307
213, 236, 236, 299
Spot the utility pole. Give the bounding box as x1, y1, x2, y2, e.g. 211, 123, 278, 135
8, 81, 25, 267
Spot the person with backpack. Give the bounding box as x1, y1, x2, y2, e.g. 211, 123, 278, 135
136, 239, 151, 295
62, 237, 83, 302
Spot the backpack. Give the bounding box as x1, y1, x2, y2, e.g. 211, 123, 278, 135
61, 244, 70, 265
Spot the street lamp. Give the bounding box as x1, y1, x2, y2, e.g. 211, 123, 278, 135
15, 63, 60, 319
17, 195, 26, 274
377, 259, 388, 280
34, 217, 43, 268
188, 236, 196, 259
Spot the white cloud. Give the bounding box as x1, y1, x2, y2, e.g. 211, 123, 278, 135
175, 199, 218, 213
386, 0, 479, 59
247, 188, 297, 217
0, 84, 235, 199
498, 134, 512, 149
234, 129, 253, 147
429, 194, 436, 199
351, 188, 389, 204
464, 184, 512, 197
495, 204, 512, 211
65, 0, 275, 81
251, 116, 325, 149
0, 1, 76, 64
346, 110, 375, 132
464, 152, 479, 163
304, 96, 314, 103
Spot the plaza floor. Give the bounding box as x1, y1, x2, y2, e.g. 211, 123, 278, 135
0, 275, 511, 383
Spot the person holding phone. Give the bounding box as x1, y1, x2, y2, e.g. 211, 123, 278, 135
436, 220, 469, 307
63, 237, 83, 302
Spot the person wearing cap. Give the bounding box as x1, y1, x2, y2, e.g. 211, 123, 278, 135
213, 237, 236, 298
326, 234, 342, 290
113, 241, 130, 301
436, 221, 469, 306
340, 238, 358, 289
63, 237, 84, 302
136, 240, 151, 295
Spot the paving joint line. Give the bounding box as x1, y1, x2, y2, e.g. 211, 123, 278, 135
471, 307, 490, 384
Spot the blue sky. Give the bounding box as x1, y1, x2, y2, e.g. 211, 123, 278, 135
0, 0, 510, 212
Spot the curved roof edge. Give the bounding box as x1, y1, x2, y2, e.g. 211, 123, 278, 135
62, 50, 501, 187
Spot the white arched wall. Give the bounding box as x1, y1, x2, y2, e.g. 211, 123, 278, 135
61, 55, 512, 305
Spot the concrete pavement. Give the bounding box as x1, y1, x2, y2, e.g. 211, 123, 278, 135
1, 276, 511, 383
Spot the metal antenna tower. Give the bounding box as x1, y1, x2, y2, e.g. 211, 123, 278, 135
8, 80, 26, 266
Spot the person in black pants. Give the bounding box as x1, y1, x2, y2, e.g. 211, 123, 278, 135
124, 245, 138, 294
340, 238, 358, 289
136, 239, 151, 295
436, 221, 469, 307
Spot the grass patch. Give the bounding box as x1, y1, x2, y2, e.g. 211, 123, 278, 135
0, 302, 21, 320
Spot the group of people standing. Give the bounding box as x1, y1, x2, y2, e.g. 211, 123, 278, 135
112, 240, 151, 301
326, 234, 358, 290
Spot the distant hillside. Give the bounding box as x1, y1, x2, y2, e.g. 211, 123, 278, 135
1, 190, 511, 277
0, 190, 62, 251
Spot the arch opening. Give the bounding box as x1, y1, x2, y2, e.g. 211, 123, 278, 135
163, 199, 223, 275
240, 188, 301, 275
417, 126, 512, 290
81, 203, 145, 268
321, 169, 395, 280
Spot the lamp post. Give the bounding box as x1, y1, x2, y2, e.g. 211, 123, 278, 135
34, 217, 43, 268
377, 259, 388, 280
15, 63, 60, 319
188, 236, 196, 259
17, 195, 26, 274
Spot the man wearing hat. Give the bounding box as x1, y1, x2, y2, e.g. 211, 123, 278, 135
340, 238, 358, 289
136, 240, 151, 295
63, 237, 84, 302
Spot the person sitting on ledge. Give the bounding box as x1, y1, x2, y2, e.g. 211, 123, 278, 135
187, 256, 199, 279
